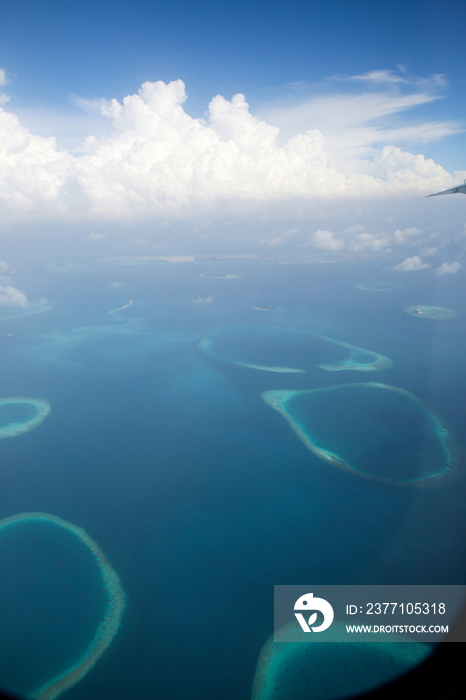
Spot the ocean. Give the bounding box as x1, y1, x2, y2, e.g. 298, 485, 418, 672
0, 255, 465, 699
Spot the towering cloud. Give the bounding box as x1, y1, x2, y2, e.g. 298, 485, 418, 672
0, 79, 462, 223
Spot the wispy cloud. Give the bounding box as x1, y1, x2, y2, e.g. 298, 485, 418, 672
419, 246, 438, 257
260, 236, 284, 247
71, 95, 112, 114
336, 69, 446, 90
258, 69, 462, 157
86, 232, 105, 240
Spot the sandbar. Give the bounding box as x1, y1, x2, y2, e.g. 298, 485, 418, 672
0, 303, 51, 321
251, 621, 431, 700
262, 383, 461, 487
319, 337, 393, 372
0, 398, 51, 439
199, 338, 305, 373
0, 512, 126, 700
107, 300, 134, 315
404, 305, 458, 320
200, 329, 393, 374
238, 363, 306, 373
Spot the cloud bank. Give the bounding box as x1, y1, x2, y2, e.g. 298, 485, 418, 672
0, 77, 464, 223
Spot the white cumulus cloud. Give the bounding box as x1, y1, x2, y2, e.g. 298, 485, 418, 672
305, 229, 345, 251
0, 78, 463, 223
0, 284, 28, 307
392, 255, 431, 271
436, 262, 461, 276
348, 233, 391, 251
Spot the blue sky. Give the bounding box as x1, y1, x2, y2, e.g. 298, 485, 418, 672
1, 0, 466, 268
2, 0, 465, 108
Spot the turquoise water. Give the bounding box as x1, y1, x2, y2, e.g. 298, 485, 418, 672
0, 401, 38, 427
0, 256, 465, 699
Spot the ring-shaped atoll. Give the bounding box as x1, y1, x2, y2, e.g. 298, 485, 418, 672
318, 337, 392, 372
0, 398, 51, 439
356, 283, 401, 292
0, 302, 51, 321
200, 326, 392, 374
0, 512, 126, 700
404, 305, 458, 320
262, 383, 462, 487
251, 621, 431, 700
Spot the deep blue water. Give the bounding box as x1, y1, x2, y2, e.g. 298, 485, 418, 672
0, 518, 107, 697
0, 258, 466, 699
281, 384, 448, 481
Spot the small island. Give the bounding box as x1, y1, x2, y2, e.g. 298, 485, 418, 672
404, 305, 458, 320
356, 282, 401, 292
198, 273, 240, 279
252, 305, 282, 311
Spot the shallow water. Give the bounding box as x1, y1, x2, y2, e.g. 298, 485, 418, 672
0, 401, 38, 426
